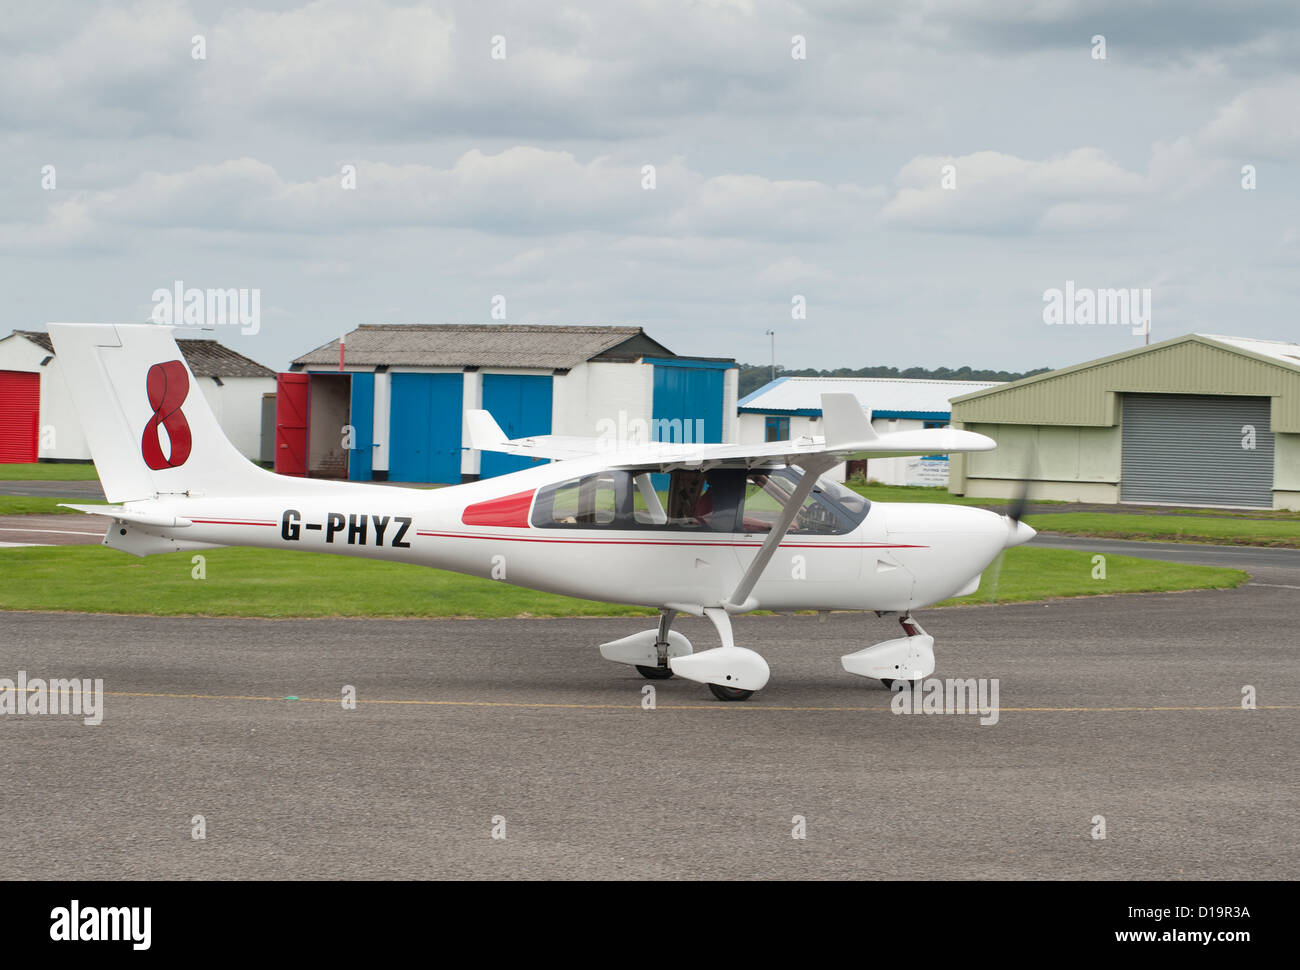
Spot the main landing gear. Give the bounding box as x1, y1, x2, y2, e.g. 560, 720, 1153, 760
598, 607, 771, 701
841, 612, 936, 688
635, 611, 678, 680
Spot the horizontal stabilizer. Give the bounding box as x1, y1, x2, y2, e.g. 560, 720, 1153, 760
59, 503, 192, 528
464, 410, 611, 461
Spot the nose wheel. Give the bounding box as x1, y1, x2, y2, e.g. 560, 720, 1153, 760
636, 664, 674, 680
708, 683, 754, 702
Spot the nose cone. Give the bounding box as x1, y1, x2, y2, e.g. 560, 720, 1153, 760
1006, 518, 1036, 547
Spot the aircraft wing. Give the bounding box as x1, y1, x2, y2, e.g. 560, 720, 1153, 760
466, 394, 995, 470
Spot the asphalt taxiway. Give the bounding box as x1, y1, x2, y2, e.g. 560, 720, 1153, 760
2, 574, 1296, 879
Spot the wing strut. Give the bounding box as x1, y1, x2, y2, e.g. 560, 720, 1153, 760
723, 456, 835, 612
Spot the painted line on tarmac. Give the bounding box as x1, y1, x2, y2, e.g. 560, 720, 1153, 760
0, 527, 104, 537
36, 688, 1299, 715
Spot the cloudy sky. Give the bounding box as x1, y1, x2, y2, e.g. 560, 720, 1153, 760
2, 0, 1297, 372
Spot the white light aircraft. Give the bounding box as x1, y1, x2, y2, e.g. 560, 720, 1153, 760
49, 323, 1035, 701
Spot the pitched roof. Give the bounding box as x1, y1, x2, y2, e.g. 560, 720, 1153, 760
739, 375, 1004, 416
12, 329, 54, 354
291, 324, 673, 370
9, 329, 274, 378
174, 339, 275, 378
1197, 334, 1300, 371
949, 332, 1300, 404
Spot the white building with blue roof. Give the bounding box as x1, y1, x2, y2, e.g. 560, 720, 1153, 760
737, 375, 1003, 485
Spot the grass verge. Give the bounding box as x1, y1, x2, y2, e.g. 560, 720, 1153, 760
0, 545, 1247, 618
0, 496, 107, 516
0, 462, 99, 481
1025, 512, 1300, 548
935, 546, 1246, 606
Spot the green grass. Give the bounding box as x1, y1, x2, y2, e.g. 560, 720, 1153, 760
0, 496, 108, 516
0, 462, 98, 481
0, 544, 1247, 619
936, 546, 1246, 606
0, 546, 660, 619
1025, 512, 1300, 548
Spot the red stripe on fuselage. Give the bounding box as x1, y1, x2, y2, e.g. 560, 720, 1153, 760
415, 530, 927, 549
189, 519, 277, 526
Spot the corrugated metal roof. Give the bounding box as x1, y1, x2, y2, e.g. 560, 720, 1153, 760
9, 329, 274, 378
291, 324, 671, 370
1198, 334, 1300, 371
739, 376, 1004, 415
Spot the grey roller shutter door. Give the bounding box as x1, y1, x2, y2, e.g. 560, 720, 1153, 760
1121, 393, 1274, 508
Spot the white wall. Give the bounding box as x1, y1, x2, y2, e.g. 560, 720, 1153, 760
738, 411, 951, 485
195, 375, 274, 460
372, 371, 390, 474
554, 360, 656, 441
723, 367, 739, 443
461, 369, 483, 477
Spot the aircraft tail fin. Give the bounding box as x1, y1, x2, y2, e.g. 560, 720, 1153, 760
820, 393, 880, 449
47, 323, 277, 502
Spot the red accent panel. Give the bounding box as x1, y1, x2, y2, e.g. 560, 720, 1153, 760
461, 490, 535, 528
275, 372, 310, 476
0, 370, 39, 463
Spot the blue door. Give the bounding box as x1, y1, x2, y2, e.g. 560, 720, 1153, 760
348, 373, 375, 481
652, 362, 725, 444
480, 374, 553, 478
389, 373, 464, 483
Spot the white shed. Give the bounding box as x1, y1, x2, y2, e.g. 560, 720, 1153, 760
738, 376, 1004, 485
283, 325, 739, 483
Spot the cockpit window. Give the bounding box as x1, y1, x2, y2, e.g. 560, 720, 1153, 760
531, 466, 869, 534
741, 468, 869, 535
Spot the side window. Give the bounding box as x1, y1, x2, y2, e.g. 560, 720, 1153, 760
534, 468, 745, 531
533, 473, 622, 527
658, 469, 743, 531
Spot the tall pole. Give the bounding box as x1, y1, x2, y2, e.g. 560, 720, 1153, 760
765, 329, 775, 383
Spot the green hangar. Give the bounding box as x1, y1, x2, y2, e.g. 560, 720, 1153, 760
948, 333, 1300, 511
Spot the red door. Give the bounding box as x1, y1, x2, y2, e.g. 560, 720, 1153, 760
0, 370, 40, 463
275, 373, 310, 476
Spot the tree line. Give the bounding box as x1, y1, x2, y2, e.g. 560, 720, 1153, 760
737, 363, 1053, 399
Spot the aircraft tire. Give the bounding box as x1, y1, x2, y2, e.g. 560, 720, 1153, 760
708, 683, 754, 702
636, 664, 674, 680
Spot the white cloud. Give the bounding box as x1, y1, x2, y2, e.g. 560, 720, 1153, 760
28, 148, 876, 241
880, 148, 1147, 233
1198, 78, 1300, 159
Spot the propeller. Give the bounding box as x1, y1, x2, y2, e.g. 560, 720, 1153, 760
986, 452, 1037, 602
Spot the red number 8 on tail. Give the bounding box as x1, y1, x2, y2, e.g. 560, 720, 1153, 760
141, 360, 193, 470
